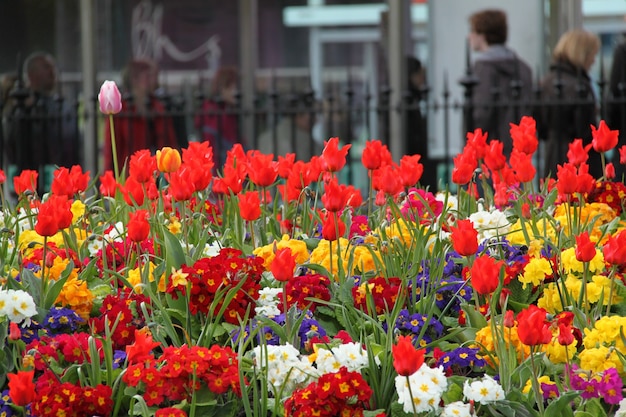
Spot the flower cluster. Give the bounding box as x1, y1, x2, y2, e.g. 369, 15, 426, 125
124, 341, 242, 406
394, 363, 448, 414
166, 248, 264, 324
284, 366, 373, 417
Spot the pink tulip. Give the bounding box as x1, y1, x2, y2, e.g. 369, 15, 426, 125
98, 80, 122, 114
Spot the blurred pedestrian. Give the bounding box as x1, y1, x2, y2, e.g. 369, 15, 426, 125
405, 56, 436, 189
467, 9, 533, 156
535, 29, 601, 179
5, 52, 80, 193
195, 67, 244, 171
257, 97, 320, 161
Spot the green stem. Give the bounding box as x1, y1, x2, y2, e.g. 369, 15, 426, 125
606, 265, 617, 317
109, 114, 120, 183
404, 375, 419, 416
529, 347, 545, 414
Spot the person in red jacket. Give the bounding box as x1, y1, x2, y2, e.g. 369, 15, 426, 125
104, 58, 178, 172
195, 66, 244, 171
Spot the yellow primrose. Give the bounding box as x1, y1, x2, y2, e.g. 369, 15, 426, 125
522, 376, 555, 394
127, 262, 164, 294
579, 346, 623, 374
537, 283, 562, 314
351, 245, 382, 276
70, 200, 85, 223
519, 257, 553, 289
587, 275, 622, 305
583, 316, 626, 353
507, 219, 557, 247
554, 202, 616, 238
560, 247, 605, 275
543, 336, 577, 364
309, 238, 350, 281
167, 217, 182, 234
474, 321, 530, 366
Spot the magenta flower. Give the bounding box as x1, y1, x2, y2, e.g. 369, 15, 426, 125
98, 80, 122, 114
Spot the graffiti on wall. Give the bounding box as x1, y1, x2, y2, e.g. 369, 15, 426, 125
131, 0, 221, 71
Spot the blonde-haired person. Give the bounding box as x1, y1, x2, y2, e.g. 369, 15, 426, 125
536, 29, 601, 179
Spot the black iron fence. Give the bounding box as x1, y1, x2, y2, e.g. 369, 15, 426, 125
2, 69, 625, 193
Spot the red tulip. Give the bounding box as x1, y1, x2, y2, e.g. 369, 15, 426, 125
127, 210, 150, 242
469, 254, 502, 295
13, 170, 38, 195
0, 169, 5, 185
9, 322, 21, 341
7, 370, 36, 406
392, 335, 425, 376
182, 141, 214, 190
98, 80, 122, 114
591, 120, 619, 153
603, 231, 626, 267
121, 176, 149, 206
238, 191, 261, 221
575, 231, 596, 263
503, 310, 515, 328
466, 128, 489, 160
510, 116, 538, 155
167, 166, 195, 202
35, 195, 72, 237
247, 150, 279, 187
450, 219, 478, 256
452, 152, 476, 185
271, 247, 296, 282
557, 323, 575, 346
99, 170, 118, 197
129, 150, 157, 183
556, 163, 578, 196
620, 145, 626, 165
516, 305, 552, 346
126, 328, 160, 364
510, 150, 535, 183
605, 162, 616, 180
362, 139, 392, 171
322, 177, 347, 212
484, 140, 506, 172
321, 212, 346, 241
372, 164, 403, 197
399, 154, 424, 188
321, 137, 351, 172
567, 139, 591, 167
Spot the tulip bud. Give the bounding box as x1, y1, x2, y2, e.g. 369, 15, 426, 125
9, 322, 21, 341
503, 310, 515, 328
156, 147, 182, 173
98, 80, 122, 114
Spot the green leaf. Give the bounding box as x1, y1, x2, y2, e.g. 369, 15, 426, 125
460, 303, 488, 329
162, 228, 186, 271
544, 390, 579, 417
43, 260, 75, 312
581, 398, 607, 417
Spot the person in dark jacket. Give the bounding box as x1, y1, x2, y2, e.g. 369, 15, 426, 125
468, 9, 533, 156
607, 34, 626, 180
536, 29, 601, 179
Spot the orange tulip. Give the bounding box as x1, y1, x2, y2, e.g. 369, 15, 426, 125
157, 147, 182, 173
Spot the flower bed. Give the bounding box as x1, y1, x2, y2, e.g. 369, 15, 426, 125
1, 88, 626, 416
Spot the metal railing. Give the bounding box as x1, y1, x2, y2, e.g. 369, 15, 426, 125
2, 69, 625, 193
